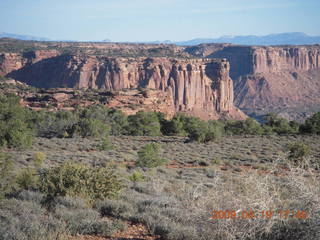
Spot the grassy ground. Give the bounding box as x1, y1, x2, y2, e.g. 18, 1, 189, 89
2, 135, 320, 240
9, 134, 320, 169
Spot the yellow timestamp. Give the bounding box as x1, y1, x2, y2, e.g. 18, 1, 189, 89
210, 210, 308, 220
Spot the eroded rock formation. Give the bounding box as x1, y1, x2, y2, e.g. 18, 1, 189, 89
186, 44, 320, 120
0, 50, 59, 76
0, 51, 245, 120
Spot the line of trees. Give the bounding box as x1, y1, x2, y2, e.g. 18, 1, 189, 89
1, 93, 320, 148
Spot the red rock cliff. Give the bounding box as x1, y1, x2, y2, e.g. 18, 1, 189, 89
0, 50, 59, 76
1, 53, 245, 120
187, 44, 320, 119
251, 46, 320, 73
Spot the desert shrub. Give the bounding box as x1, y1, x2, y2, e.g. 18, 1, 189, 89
55, 195, 89, 209
0, 75, 6, 81
225, 118, 264, 135
261, 124, 275, 135
54, 205, 103, 235
289, 120, 300, 132
264, 113, 299, 134
224, 120, 244, 135
129, 170, 146, 182
287, 142, 311, 167
0, 119, 34, 148
211, 158, 222, 165
127, 111, 161, 136
15, 153, 45, 191
33, 152, 46, 166
15, 167, 39, 191
0, 94, 34, 148
133, 211, 197, 240
36, 108, 114, 138
161, 113, 187, 136
55, 200, 127, 237
125, 166, 320, 240
106, 109, 129, 135
243, 118, 264, 135
184, 117, 208, 143
136, 143, 167, 168
39, 162, 123, 201
16, 190, 44, 204
98, 136, 114, 150
164, 115, 224, 142
35, 110, 78, 138
300, 112, 320, 134
95, 199, 134, 219
78, 105, 128, 135
0, 199, 66, 240
72, 118, 110, 138
0, 153, 14, 199
205, 120, 225, 141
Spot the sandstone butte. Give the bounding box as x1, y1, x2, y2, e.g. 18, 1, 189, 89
0, 50, 246, 120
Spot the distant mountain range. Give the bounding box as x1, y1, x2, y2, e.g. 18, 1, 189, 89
1, 32, 320, 46
174, 32, 320, 46
0, 32, 51, 41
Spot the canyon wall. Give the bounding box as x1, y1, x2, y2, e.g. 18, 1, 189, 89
0, 51, 245, 120
186, 44, 320, 120
251, 46, 320, 74
0, 50, 59, 76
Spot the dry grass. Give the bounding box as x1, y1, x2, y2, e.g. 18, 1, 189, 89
6, 135, 320, 169
118, 161, 320, 239
1, 135, 320, 239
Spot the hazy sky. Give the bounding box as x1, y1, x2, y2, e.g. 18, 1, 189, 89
0, 0, 319, 42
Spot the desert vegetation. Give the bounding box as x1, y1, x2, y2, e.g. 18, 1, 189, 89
0, 93, 320, 240
1, 92, 318, 149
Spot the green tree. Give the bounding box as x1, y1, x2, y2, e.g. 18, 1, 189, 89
0, 94, 34, 148
136, 143, 167, 168
243, 118, 264, 135
225, 118, 263, 136
263, 113, 298, 134
127, 111, 161, 136
224, 120, 244, 135
205, 120, 225, 141
78, 105, 128, 135
184, 117, 208, 143
34, 110, 78, 138
161, 113, 187, 136
300, 112, 320, 134
73, 118, 110, 138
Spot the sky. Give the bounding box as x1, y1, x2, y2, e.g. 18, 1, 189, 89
0, 0, 319, 42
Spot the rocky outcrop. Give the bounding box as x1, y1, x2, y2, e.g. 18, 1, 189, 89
251, 46, 320, 73
1, 53, 245, 120
0, 50, 59, 76
186, 44, 320, 120
108, 89, 176, 118
1, 85, 175, 117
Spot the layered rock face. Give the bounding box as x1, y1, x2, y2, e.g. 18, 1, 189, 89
232, 46, 320, 114
251, 46, 320, 74
1, 52, 245, 120
0, 50, 59, 76
187, 44, 320, 120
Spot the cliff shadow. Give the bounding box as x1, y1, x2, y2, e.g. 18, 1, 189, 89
6, 54, 80, 89
208, 46, 254, 80
204, 61, 221, 90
